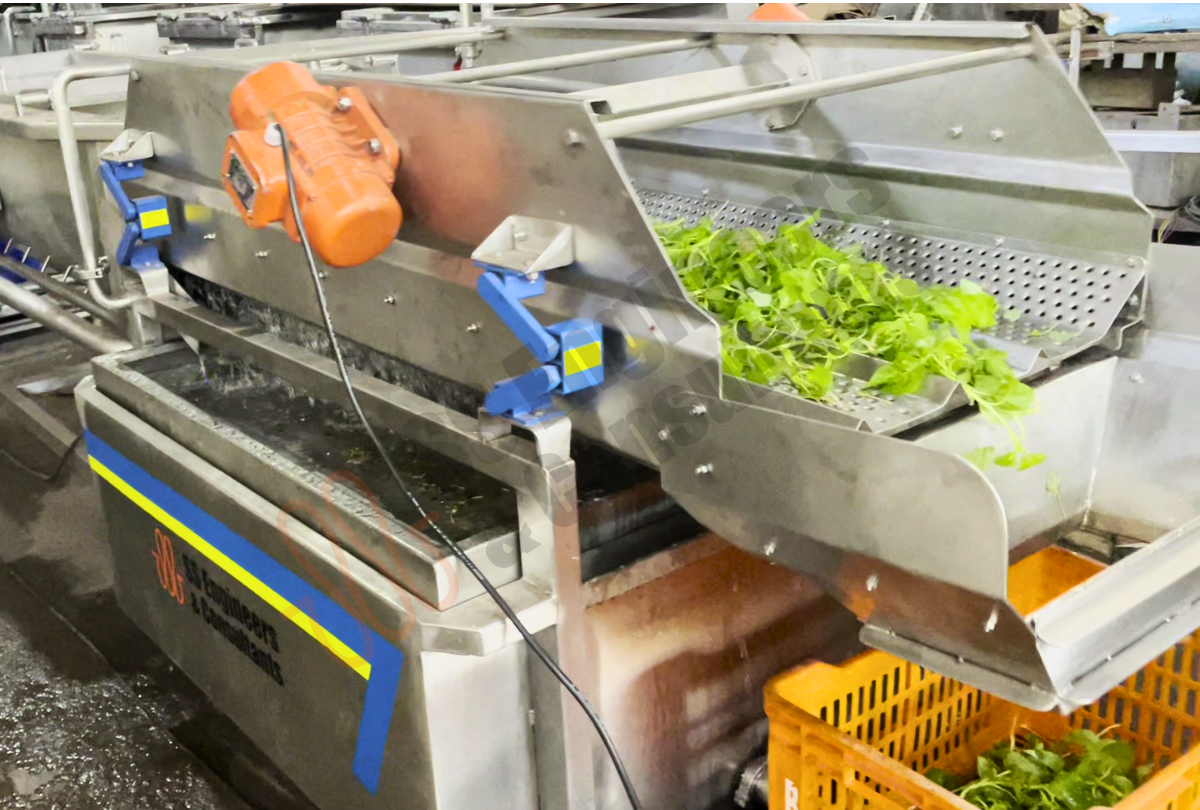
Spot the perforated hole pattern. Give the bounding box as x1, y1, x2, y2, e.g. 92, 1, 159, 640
639, 189, 1142, 362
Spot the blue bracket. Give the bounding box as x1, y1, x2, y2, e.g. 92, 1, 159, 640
475, 262, 604, 424
100, 159, 170, 271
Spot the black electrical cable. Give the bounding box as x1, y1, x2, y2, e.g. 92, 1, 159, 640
277, 130, 644, 810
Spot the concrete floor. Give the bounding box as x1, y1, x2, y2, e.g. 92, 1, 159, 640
0, 333, 314, 810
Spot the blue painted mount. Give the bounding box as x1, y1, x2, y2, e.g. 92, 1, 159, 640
474, 263, 604, 425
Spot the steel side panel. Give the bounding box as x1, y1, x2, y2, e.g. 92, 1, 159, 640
78, 382, 535, 810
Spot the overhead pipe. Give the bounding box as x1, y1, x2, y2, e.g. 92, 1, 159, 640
596, 42, 1036, 139
421, 36, 708, 83
0, 273, 131, 354
50, 59, 147, 312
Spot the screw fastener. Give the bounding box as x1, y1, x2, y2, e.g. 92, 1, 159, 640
336, 96, 353, 112
466, 323, 480, 333
690, 404, 707, 416
383, 295, 395, 305
695, 463, 714, 476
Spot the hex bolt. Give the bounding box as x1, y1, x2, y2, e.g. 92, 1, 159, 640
1130, 372, 1144, 384
317, 271, 327, 280
866, 574, 879, 592
383, 295, 395, 305
563, 128, 585, 147
255, 250, 269, 259
336, 96, 353, 112
994, 237, 1005, 247
695, 463, 714, 476
466, 323, 480, 333
763, 541, 777, 556
368, 138, 382, 155
701, 188, 710, 197
130, 70, 140, 82
657, 428, 670, 441
689, 404, 707, 416
881, 219, 891, 228
1127, 257, 1138, 267
949, 125, 964, 138
203, 232, 217, 241
990, 128, 1004, 141
1129, 294, 1140, 307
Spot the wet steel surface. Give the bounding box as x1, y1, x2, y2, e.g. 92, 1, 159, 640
0, 333, 314, 810
141, 350, 519, 542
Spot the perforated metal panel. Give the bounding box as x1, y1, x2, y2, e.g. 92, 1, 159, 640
639, 188, 1144, 433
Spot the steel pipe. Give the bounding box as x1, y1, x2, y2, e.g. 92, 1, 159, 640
597, 42, 1036, 139
0, 254, 121, 325
421, 36, 708, 84
213, 27, 504, 64
51, 60, 146, 311
0, 274, 131, 354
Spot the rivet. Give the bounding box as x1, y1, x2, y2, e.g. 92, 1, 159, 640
866, 574, 879, 592
689, 404, 707, 416
336, 96, 353, 112
383, 295, 395, 305
695, 463, 713, 476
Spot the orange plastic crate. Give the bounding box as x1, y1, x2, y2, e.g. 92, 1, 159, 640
766, 635, 1200, 810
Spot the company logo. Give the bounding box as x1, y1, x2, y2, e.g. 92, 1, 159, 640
152, 527, 186, 604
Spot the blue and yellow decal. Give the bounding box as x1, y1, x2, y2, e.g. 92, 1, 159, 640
85, 430, 402, 795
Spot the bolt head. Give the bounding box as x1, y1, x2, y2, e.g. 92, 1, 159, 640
657, 428, 670, 441
994, 237, 1005, 247
203, 232, 217, 241
763, 541, 777, 556
336, 96, 353, 112
383, 295, 395, 305
466, 322, 480, 333
255, 250, 269, 258
990, 128, 1004, 141
689, 404, 707, 416
563, 128, 585, 147
866, 574, 879, 592
949, 125, 964, 138
694, 463, 713, 476
1126, 257, 1138, 267
368, 137, 382, 155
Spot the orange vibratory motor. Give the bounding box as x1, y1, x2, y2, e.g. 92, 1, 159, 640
221, 60, 402, 268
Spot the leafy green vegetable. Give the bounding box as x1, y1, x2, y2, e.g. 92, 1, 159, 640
925, 731, 1150, 810
656, 217, 1041, 467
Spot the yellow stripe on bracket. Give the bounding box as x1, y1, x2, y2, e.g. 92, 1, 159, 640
139, 209, 170, 230
563, 342, 602, 376
89, 456, 372, 679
